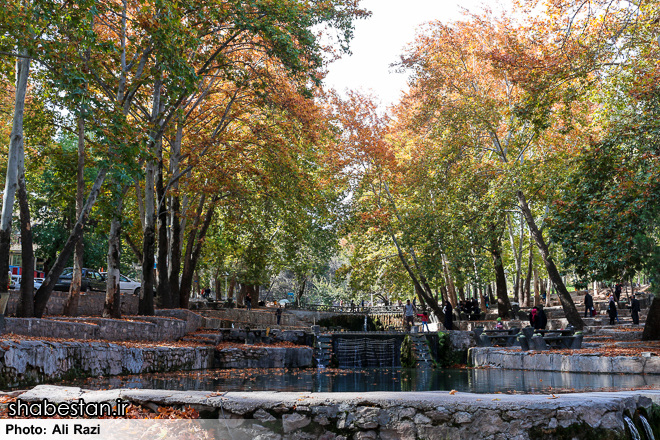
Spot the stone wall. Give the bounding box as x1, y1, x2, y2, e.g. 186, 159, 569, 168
200, 308, 306, 328
470, 347, 660, 374
5, 317, 187, 342
215, 346, 313, 369
0, 340, 214, 388
155, 309, 202, 334
207, 329, 313, 346
5, 290, 139, 316
18, 386, 660, 439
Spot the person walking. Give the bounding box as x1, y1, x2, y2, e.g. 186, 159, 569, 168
404, 299, 416, 331
275, 305, 282, 325
584, 291, 594, 318
614, 283, 622, 302
416, 311, 430, 332
631, 294, 640, 325
443, 301, 453, 330
608, 295, 617, 325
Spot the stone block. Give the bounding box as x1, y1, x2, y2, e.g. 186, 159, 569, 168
282, 413, 310, 433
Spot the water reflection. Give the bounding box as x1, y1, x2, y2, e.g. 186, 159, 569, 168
59, 368, 660, 394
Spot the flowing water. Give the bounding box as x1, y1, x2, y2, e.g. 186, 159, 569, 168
57, 367, 660, 394
641, 415, 656, 440
624, 415, 642, 440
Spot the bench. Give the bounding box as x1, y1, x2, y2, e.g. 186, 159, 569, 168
518, 331, 583, 351
474, 327, 520, 347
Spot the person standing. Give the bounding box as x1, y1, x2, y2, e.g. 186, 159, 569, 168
537, 304, 548, 330
608, 295, 617, 325
416, 312, 430, 332
275, 305, 282, 325
404, 299, 416, 331
614, 283, 622, 302
443, 301, 453, 330
631, 294, 640, 325
584, 291, 594, 318
245, 293, 252, 311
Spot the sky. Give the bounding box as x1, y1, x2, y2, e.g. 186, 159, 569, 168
323, 0, 489, 108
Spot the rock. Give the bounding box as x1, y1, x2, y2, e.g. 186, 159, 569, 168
282, 413, 311, 433
413, 413, 431, 425
314, 416, 330, 425
254, 408, 276, 422
397, 407, 416, 420
380, 421, 416, 440
424, 409, 451, 423
354, 407, 380, 429
453, 411, 473, 424
354, 431, 377, 440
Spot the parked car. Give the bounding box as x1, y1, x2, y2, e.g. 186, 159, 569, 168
11, 275, 43, 290
100, 272, 141, 295
54, 268, 106, 293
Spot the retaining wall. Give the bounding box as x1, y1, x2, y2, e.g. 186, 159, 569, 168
215, 346, 313, 369
202, 328, 313, 346
5, 290, 138, 316
17, 386, 660, 439
470, 347, 660, 374
200, 308, 306, 328
0, 340, 214, 388
5, 317, 187, 342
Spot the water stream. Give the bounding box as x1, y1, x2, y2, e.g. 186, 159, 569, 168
641, 415, 655, 440
624, 415, 641, 440
54, 367, 660, 394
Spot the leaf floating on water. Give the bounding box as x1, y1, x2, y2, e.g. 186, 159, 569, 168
449, 390, 457, 395
547, 395, 559, 400
492, 398, 501, 401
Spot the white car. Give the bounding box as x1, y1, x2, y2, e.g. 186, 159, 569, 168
100, 273, 141, 295
11, 276, 43, 290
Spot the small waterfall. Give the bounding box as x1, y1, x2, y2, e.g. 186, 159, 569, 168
640, 415, 655, 440
624, 415, 641, 440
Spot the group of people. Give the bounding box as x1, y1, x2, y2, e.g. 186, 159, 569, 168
457, 297, 481, 320
584, 289, 641, 325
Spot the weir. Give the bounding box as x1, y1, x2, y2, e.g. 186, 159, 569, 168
318, 331, 440, 368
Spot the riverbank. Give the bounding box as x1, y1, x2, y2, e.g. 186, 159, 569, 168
11, 385, 660, 439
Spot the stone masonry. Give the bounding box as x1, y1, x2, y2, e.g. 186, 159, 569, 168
5, 316, 188, 342
470, 346, 660, 374
18, 386, 660, 439
5, 290, 138, 316
0, 340, 214, 388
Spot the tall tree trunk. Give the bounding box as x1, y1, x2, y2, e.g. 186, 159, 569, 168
16, 138, 34, 318
491, 238, 511, 319
64, 116, 86, 316
155, 147, 171, 308
517, 191, 584, 329
441, 254, 457, 308
457, 285, 465, 302
0, 54, 30, 305
642, 297, 660, 340
167, 121, 183, 308
180, 196, 217, 308
139, 77, 162, 316
227, 276, 235, 301
506, 213, 521, 303
34, 168, 108, 317
103, 192, 124, 318
179, 195, 205, 306
523, 232, 534, 308
296, 277, 306, 306
533, 268, 541, 306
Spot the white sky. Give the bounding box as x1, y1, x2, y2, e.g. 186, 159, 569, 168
323, 0, 491, 108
